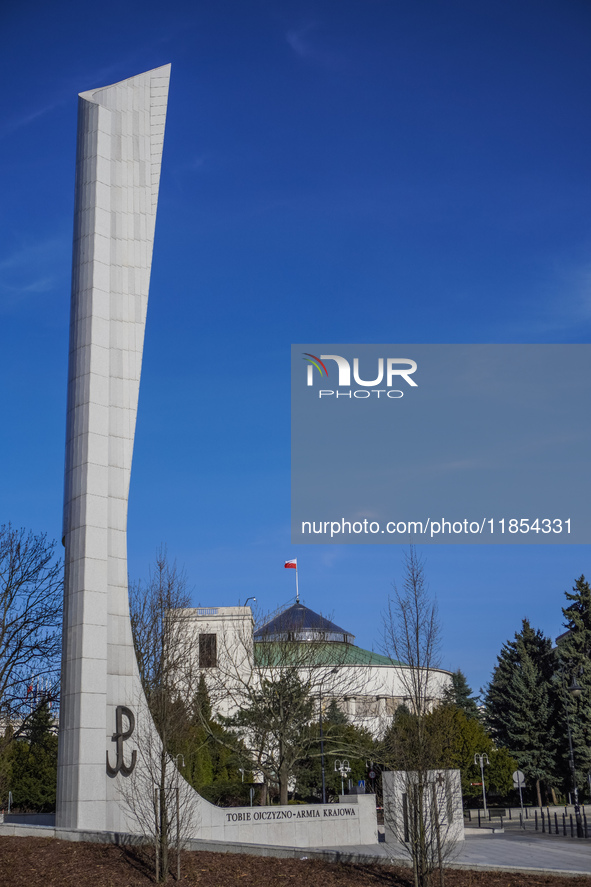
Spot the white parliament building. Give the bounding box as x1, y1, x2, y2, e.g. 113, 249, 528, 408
179, 599, 452, 735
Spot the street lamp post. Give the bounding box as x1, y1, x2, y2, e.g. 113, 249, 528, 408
319, 687, 327, 804
174, 755, 185, 882
319, 667, 339, 804
334, 759, 351, 795
474, 753, 489, 815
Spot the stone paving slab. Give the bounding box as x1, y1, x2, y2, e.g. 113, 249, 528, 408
457, 832, 591, 875
317, 832, 591, 876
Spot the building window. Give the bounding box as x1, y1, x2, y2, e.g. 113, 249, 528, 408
199, 633, 217, 668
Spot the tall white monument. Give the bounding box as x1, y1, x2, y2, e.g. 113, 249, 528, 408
57, 65, 171, 831
56, 65, 377, 848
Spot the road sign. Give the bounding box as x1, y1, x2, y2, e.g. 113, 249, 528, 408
512, 770, 525, 787
470, 782, 482, 786
368, 770, 376, 780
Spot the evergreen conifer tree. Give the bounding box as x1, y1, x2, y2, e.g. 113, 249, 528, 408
325, 698, 348, 725
7, 701, 58, 812
556, 576, 591, 798
484, 619, 557, 806
442, 669, 480, 719
183, 673, 252, 804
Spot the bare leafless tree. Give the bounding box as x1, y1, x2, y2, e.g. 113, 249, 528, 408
0, 525, 62, 726
383, 547, 441, 723
127, 548, 200, 883
381, 547, 460, 887
122, 701, 198, 884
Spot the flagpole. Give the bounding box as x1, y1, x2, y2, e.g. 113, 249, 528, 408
285, 559, 299, 601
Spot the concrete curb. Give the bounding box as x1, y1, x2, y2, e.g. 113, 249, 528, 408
464, 826, 504, 835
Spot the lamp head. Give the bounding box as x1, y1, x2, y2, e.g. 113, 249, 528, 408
569, 676, 583, 698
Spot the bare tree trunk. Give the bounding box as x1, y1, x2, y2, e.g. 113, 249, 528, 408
412, 792, 420, 887
153, 787, 160, 883
125, 549, 199, 879
431, 783, 444, 887
160, 749, 169, 882
279, 763, 289, 806
536, 778, 542, 809
381, 548, 457, 886
417, 781, 430, 887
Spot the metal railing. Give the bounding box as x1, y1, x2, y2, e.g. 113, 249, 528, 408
465, 805, 590, 839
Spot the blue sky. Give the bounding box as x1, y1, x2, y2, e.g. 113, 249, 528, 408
1, 0, 590, 693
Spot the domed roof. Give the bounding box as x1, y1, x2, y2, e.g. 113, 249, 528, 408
254, 602, 355, 644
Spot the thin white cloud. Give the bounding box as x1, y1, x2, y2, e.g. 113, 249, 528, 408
0, 101, 62, 140
551, 262, 591, 325
1, 32, 179, 142
187, 155, 206, 171
0, 238, 64, 273
319, 546, 347, 568
3, 276, 54, 295
286, 24, 317, 58
511, 260, 591, 340
0, 237, 66, 310
177, 155, 208, 174
285, 22, 340, 69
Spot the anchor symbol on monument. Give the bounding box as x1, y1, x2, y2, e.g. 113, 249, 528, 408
106, 705, 137, 777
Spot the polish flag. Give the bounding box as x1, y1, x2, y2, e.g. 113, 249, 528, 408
284, 559, 297, 569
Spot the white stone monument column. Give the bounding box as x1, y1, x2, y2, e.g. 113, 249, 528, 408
55, 65, 378, 849
57, 65, 171, 831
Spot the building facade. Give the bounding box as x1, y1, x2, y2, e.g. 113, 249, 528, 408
179, 600, 452, 736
